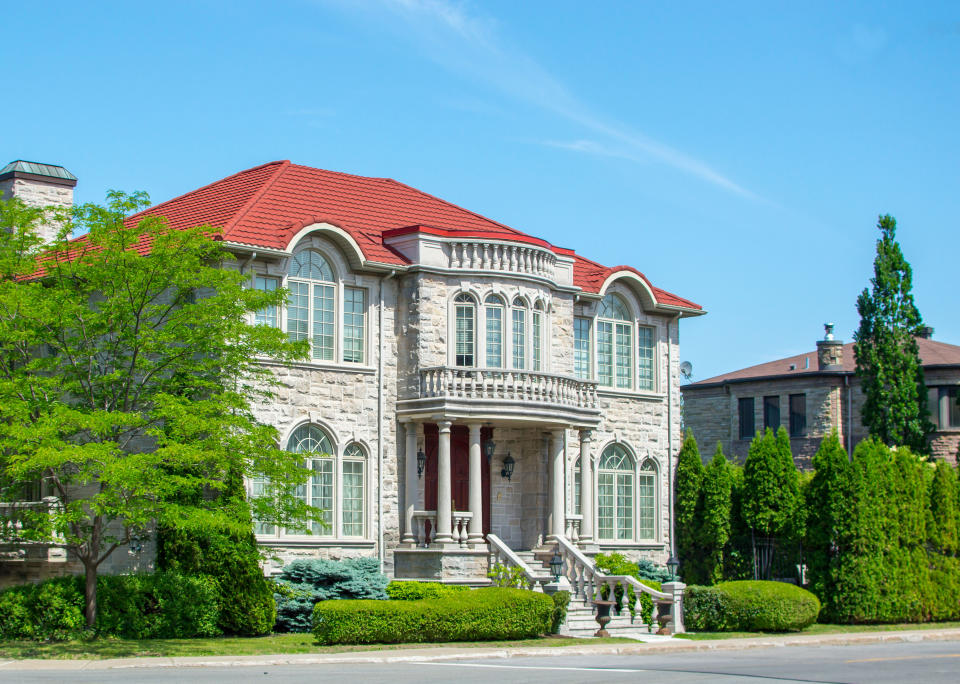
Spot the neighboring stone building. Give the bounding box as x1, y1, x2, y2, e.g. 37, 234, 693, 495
1, 159, 704, 589
682, 324, 960, 469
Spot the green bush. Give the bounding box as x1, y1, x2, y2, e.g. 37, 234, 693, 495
386, 581, 469, 600
0, 577, 85, 641
684, 581, 820, 632
96, 572, 221, 639
550, 590, 571, 633
275, 558, 388, 633
312, 587, 553, 645
594, 552, 662, 625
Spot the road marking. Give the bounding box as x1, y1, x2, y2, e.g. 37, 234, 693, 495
846, 653, 960, 663
420, 662, 646, 672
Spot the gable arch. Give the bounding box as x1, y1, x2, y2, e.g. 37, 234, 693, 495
286, 221, 367, 271
597, 270, 659, 314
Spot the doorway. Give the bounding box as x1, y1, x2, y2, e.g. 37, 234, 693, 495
424, 424, 491, 536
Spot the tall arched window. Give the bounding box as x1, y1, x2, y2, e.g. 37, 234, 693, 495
573, 456, 582, 515
532, 300, 544, 371
288, 250, 336, 361
341, 443, 366, 537
288, 424, 334, 536
454, 294, 476, 366
638, 460, 657, 539
597, 444, 634, 541
511, 297, 526, 370
484, 295, 504, 368
597, 294, 633, 389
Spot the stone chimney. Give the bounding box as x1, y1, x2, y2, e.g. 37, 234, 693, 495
816, 323, 844, 371
0, 160, 77, 244
918, 326, 934, 340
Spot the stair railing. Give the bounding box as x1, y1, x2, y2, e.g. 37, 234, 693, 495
486, 534, 550, 592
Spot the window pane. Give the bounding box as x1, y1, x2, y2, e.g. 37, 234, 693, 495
485, 304, 503, 368
763, 395, 780, 430
929, 387, 942, 429
598, 294, 630, 320
615, 322, 633, 389
616, 473, 633, 540
310, 459, 334, 535
573, 458, 581, 515
739, 397, 755, 439
637, 326, 654, 391
455, 302, 475, 366
945, 387, 960, 428
574, 317, 591, 379
638, 467, 655, 539
597, 321, 613, 386
254, 276, 278, 327
287, 281, 309, 344
532, 311, 542, 371
343, 287, 365, 363
789, 394, 806, 437
342, 460, 364, 537
598, 473, 614, 540
312, 284, 335, 361
289, 250, 334, 281
251, 476, 275, 535
512, 307, 526, 369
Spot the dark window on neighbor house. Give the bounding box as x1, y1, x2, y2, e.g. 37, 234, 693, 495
789, 394, 806, 437
738, 397, 755, 439
764, 396, 780, 431
931, 387, 960, 429
948, 388, 960, 429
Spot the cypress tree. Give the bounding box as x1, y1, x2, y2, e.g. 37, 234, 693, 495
853, 214, 933, 454
928, 460, 959, 556
700, 443, 733, 584
674, 430, 706, 583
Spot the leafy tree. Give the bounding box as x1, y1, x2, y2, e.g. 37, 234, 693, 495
0, 192, 314, 628
700, 443, 733, 584
853, 214, 933, 453
674, 430, 705, 582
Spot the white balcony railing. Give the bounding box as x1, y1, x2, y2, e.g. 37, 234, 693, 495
0, 497, 62, 542
447, 241, 556, 279
411, 509, 473, 548
419, 367, 599, 410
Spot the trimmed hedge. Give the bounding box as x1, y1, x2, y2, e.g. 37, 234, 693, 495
312, 587, 554, 645
0, 577, 85, 641
386, 581, 469, 600
684, 580, 820, 632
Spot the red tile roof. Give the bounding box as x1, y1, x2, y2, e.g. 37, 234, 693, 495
123, 161, 701, 310
690, 337, 960, 386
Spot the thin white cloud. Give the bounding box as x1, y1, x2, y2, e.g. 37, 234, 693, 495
323, 0, 758, 200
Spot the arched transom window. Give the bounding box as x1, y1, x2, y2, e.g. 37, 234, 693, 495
451, 292, 549, 370
597, 294, 633, 389
484, 295, 505, 368
597, 443, 634, 541
512, 297, 526, 369
288, 424, 334, 536
454, 294, 476, 367
341, 443, 366, 537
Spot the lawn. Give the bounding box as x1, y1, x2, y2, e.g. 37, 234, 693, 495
0, 634, 638, 660
675, 621, 960, 641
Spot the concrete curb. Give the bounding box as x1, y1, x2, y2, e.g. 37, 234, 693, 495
2, 628, 960, 671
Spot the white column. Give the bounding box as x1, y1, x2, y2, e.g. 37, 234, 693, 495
467, 423, 484, 545
401, 421, 418, 546
578, 429, 594, 544
548, 429, 566, 539
434, 421, 454, 545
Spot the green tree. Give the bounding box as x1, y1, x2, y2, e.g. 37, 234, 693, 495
0, 192, 314, 629
674, 430, 705, 582
804, 432, 851, 609
853, 214, 933, 453
700, 443, 733, 584
927, 460, 959, 556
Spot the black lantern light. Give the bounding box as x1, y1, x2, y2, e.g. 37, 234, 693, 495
549, 552, 563, 581
483, 438, 496, 463
666, 555, 680, 579
416, 449, 426, 479
500, 453, 515, 481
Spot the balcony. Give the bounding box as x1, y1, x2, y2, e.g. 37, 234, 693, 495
397, 367, 601, 427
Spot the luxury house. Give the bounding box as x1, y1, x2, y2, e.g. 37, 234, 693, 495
0, 160, 703, 598
682, 324, 960, 468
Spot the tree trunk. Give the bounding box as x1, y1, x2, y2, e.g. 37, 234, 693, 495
84, 561, 97, 629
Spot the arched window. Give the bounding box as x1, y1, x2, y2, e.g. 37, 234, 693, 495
532, 300, 544, 372
454, 294, 476, 366
512, 297, 526, 370
597, 294, 633, 389
638, 460, 657, 539
484, 295, 504, 368
597, 443, 634, 541
288, 424, 334, 536
573, 456, 582, 515
287, 250, 336, 361
341, 443, 366, 537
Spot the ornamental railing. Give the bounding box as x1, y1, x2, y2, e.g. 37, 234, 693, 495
0, 497, 62, 542
411, 509, 473, 548
419, 367, 599, 410
446, 241, 556, 279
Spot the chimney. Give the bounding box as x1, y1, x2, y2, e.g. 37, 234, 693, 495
816, 323, 844, 371
0, 160, 77, 244
918, 326, 934, 340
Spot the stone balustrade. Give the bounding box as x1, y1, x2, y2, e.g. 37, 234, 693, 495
564, 514, 582, 544
447, 240, 556, 279
411, 509, 473, 548
0, 497, 62, 541
419, 367, 599, 410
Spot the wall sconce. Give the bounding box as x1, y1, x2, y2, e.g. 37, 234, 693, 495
483, 438, 496, 463
500, 453, 515, 481
417, 449, 426, 479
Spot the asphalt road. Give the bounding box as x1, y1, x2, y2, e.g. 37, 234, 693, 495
2, 639, 959, 683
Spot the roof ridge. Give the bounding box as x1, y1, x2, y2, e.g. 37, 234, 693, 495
127, 160, 288, 225
222, 160, 291, 236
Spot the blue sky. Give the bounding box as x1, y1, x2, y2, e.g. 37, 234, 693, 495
3, 1, 958, 380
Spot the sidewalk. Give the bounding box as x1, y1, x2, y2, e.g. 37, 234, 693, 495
2, 628, 960, 671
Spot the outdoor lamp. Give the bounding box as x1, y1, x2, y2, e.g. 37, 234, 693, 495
500, 453, 515, 481
666, 555, 680, 578
549, 552, 563, 581
416, 449, 426, 479
483, 438, 496, 463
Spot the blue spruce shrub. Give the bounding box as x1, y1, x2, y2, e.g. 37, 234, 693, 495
274, 557, 388, 632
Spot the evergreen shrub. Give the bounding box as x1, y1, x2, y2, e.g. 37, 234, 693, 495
386, 581, 469, 600
550, 590, 571, 633
96, 572, 221, 639
683, 581, 819, 632
311, 587, 553, 645
275, 557, 388, 632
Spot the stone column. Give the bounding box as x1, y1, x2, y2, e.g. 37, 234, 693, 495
578, 429, 594, 544
434, 421, 454, 545
467, 423, 484, 545
401, 421, 419, 546
548, 429, 566, 540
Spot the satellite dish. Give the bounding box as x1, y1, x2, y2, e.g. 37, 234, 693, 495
679, 361, 693, 380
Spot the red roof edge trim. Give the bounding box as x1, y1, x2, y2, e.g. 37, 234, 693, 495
222, 160, 290, 235
382, 224, 554, 249
553, 246, 576, 257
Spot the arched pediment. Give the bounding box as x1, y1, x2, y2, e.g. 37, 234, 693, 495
286, 221, 366, 270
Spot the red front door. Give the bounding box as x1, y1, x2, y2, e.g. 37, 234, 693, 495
424, 424, 491, 536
